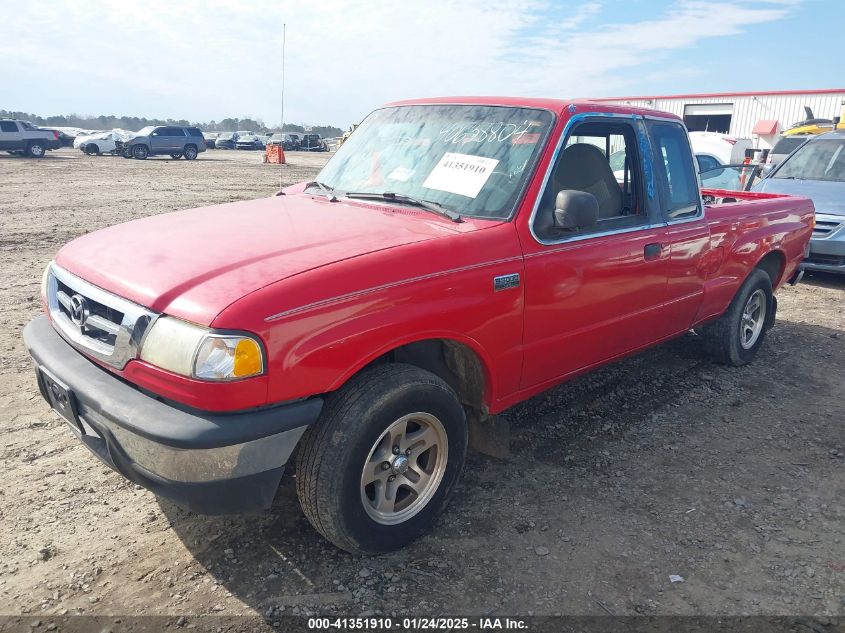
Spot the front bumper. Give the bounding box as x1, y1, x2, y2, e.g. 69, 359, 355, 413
23, 315, 323, 514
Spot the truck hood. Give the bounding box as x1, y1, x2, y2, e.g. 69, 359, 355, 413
55, 194, 490, 325
755, 178, 845, 216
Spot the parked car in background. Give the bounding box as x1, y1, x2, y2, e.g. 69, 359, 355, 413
689, 131, 752, 168
215, 132, 236, 149
23, 97, 812, 555
763, 135, 808, 172
0, 119, 62, 158
73, 130, 131, 156
123, 126, 206, 160
267, 133, 301, 151
300, 133, 327, 151
699, 163, 765, 191
204, 132, 219, 149
265, 133, 284, 147
754, 131, 845, 274
53, 127, 96, 145
610, 145, 725, 180
235, 132, 263, 150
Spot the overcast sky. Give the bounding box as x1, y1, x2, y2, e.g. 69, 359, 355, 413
1, 0, 840, 128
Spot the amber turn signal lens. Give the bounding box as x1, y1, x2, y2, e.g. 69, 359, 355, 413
233, 338, 263, 377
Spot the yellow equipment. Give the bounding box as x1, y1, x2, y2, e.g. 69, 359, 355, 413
783, 104, 845, 137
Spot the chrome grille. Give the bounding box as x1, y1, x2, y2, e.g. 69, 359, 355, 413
46, 263, 158, 369
813, 214, 844, 238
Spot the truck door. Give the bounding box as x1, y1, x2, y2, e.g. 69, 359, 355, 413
169, 127, 187, 152
518, 116, 671, 389
149, 127, 168, 152
0, 120, 21, 150
646, 120, 710, 332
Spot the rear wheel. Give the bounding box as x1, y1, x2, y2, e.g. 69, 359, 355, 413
295, 364, 467, 554
86, 144, 100, 156
183, 144, 198, 160
132, 145, 149, 160
27, 142, 46, 158
701, 269, 773, 366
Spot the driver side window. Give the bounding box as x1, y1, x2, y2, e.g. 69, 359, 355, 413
534, 119, 646, 241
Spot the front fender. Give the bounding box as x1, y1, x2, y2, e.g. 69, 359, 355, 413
212, 223, 526, 411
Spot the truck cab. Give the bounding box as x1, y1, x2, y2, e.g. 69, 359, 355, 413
24, 98, 813, 555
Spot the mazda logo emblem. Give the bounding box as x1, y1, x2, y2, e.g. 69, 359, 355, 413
69, 294, 90, 328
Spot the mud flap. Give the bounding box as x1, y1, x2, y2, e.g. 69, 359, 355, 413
765, 295, 778, 331
468, 413, 510, 459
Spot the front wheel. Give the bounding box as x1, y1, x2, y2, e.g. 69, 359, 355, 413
701, 269, 773, 366
295, 364, 467, 554
132, 145, 149, 160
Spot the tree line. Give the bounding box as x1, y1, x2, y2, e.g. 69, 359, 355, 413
0, 110, 344, 138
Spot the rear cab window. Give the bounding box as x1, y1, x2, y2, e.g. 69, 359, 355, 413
648, 121, 702, 221
0, 121, 18, 133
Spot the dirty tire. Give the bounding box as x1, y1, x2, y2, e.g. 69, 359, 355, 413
701, 268, 773, 366
85, 144, 100, 156
27, 142, 45, 158
183, 144, 198, 160
132, 145, 149, 160
295, 363, 467, 555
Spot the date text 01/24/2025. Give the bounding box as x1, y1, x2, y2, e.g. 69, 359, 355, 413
307, 616, 528, 630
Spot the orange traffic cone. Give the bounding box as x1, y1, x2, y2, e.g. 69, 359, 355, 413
265, 144, 286, 164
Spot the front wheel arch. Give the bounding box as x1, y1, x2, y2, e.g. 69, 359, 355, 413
326, 336, 493, 415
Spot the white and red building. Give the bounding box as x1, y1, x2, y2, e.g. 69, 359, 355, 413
595, 89, 845, 149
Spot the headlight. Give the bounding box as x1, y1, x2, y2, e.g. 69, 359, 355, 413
139, 317, 264, 381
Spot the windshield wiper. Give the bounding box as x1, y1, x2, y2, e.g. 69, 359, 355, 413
343, 191, 462, 223
304, 181, 338, 201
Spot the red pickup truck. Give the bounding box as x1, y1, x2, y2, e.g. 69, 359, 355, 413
24, 97, 813, 554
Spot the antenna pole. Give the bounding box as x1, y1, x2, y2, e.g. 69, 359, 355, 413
279, 23, 286, 190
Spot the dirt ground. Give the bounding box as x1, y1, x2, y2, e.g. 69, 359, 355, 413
0, 148, 843, 624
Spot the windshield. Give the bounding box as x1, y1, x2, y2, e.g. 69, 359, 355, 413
314, 104, 554, 219
773, 138, 845, 181
136, 126, 155, 135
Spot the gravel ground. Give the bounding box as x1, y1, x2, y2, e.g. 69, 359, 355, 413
0, 148, 843, 623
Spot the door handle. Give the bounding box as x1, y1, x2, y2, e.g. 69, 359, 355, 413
644, 242, 664, 261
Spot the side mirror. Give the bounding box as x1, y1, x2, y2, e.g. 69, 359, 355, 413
554, 190, 599, 230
